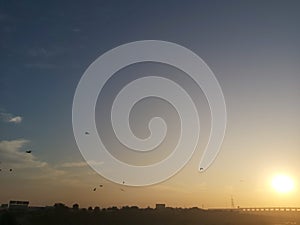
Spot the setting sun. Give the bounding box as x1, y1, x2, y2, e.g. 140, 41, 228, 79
272, 174, 295, 194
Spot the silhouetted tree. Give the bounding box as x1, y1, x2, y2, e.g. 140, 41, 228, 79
94, 206, 100, 212
54, 202, 68, 214
107, 206, 118, 211
72, 203, 79, 210
54, 203, 68, 209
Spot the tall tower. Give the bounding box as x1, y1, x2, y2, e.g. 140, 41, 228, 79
231, 196, 235, 208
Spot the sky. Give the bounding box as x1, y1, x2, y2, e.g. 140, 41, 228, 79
0, 0, 300, 208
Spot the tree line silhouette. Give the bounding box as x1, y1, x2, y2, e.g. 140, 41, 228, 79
1, 202, 300, 225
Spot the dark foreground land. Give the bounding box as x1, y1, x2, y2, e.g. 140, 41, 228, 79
1, 207, 300, 225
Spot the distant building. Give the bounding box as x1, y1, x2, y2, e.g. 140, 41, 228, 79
9, 200, 29, 210
155, 204, 166, 210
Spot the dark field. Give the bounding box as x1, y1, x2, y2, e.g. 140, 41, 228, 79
1, 207, 299, 225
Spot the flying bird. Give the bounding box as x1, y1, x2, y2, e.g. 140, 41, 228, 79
26, 150, 32, 153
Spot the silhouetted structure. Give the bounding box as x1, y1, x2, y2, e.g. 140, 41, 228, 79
240, 207, 300, 212
8, 201, 29, 210
155, 204, 166, 210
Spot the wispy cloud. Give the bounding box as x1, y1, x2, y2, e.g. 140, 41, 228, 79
24, 62, 59, 69
71, 28, 81, 32
0, 139, 46, 169
58, 160, 104, 168
27, 46, 65, 58
0, 139, 106, 191
59, 161, 88, 168
0, 139, 68, 181
0, 111, 23, 124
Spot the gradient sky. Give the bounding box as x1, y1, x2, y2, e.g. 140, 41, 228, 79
0, 0, 299, 208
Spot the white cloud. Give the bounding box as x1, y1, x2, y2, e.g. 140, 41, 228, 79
0, 112, 23, 124
8, 116, 22, 123
0, 139, 46, 169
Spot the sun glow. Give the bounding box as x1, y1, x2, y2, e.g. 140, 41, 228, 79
272, 174, 294, 194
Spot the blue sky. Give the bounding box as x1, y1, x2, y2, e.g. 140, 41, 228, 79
0, 0, 300, 208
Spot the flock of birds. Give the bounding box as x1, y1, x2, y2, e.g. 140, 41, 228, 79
93, 184, 103, 192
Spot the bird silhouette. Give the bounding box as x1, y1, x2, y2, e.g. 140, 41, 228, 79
26, 150, 32, 153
